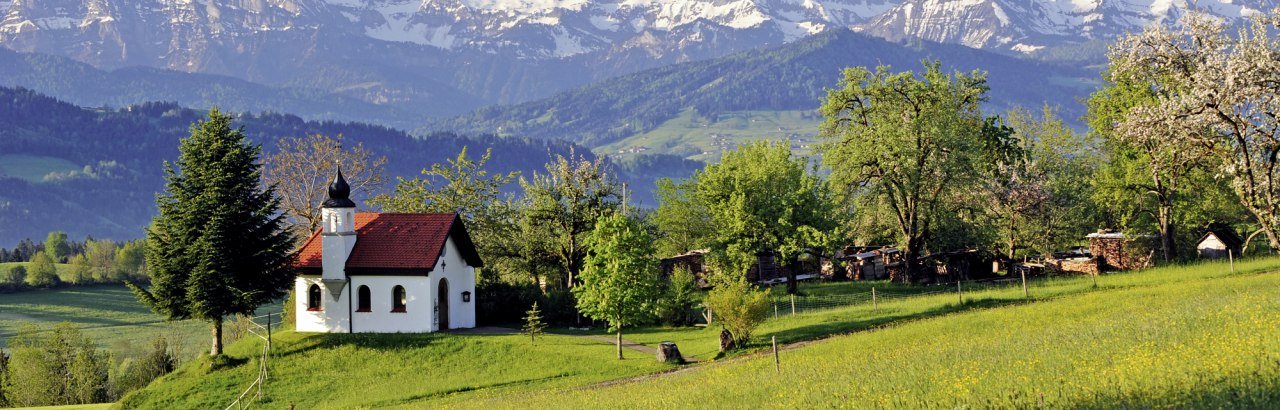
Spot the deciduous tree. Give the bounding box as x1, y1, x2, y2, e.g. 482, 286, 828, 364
1104, 10, 1280, 252
372, 147, 523, 281
575, 213, 660, 359
521, 148, 620, 289
43, 231, 70, 263
262, 134, 386, 235
131, 109, 296, 356
692, 141, 835, 292
25, 252, 58, 288
819, 61, 999, 281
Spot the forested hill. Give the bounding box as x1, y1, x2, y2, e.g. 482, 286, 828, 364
0, 87, 693, 246
432, 28, 1099, 148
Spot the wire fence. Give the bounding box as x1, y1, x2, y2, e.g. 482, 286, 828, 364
768, 277, 1029, 317
225, 312, 280, 410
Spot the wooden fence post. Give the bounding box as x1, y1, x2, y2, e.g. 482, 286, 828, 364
266, 312, 272, 382
774, 303, 778, 319
872, 287, 878, 311
772, 336, 780, 373
957, 280, 963, 305
790, 294, 796, 316
1020, 268, 1028, 298
1229, 249, 1236, 274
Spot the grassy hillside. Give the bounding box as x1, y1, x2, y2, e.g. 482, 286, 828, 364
119, 331, 669, 409
595, 109, 821, 162
121, 258, 1280, 408
467, 261, 1280, 408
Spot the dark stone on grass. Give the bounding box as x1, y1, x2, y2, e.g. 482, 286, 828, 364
719, 328, 735, 352
657, 341, 684, 364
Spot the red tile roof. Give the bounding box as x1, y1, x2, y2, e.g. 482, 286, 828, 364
294, 213, 482, 275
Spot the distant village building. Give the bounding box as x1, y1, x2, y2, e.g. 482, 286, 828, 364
292, 168, 481, 333
1196, 226, 1244, 259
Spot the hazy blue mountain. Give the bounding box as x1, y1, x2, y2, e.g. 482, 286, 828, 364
432, 29, 1099, 150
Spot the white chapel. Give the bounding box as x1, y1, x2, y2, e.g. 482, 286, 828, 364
293, 168, 480, 333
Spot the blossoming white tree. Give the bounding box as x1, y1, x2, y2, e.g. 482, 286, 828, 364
1107, 9, 1280, 251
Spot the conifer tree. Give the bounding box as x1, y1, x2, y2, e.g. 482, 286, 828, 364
523, 302, 546, 344
130, 109, 296, 356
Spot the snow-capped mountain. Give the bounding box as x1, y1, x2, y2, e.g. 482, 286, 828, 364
0, 0, 1275, 125
858, 0, 1273, 54
0, 0, 897, 66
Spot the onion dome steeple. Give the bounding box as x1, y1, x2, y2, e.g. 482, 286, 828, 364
322, 166, 357, 208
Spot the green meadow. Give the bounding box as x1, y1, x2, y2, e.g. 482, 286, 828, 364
595, 109, 820, 162
114, 258, 1280, 408
463, 259, 1280, 408
0, 154, 80, 182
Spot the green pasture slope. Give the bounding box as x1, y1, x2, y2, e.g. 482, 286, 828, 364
469, 259, 1280, 409
595, 109, 820, 162
121, 258, 1280, 409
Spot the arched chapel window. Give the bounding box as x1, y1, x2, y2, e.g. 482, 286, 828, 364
357, 285, 371, 312
307, 284, 322, 311
392, 285, 407, 312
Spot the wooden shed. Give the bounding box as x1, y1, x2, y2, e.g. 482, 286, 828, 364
1196, 226, 1244, 259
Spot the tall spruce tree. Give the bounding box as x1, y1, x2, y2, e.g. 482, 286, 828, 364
130, 109, 295, 356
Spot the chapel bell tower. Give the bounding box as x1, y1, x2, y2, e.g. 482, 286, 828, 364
320, 166, 357, 298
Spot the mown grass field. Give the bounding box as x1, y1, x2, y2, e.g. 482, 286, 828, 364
463, 258, 1280, 409
0, 285, 281, 360
0, 154, 80, 182
118, 258, 1280, 409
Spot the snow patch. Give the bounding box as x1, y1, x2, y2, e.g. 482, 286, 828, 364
1011, 43, 1044, 54
551, 28, 589, 57
589, 15, 619, 31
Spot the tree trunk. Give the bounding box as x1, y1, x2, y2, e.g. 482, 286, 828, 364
616, 330, 623, 360
1007, 217, 1017, 261
899, 235, 923, 284
211, 317, 224, 356
1158, 203, 1177, 263
786, 259, 799, 295
1264, 227, 1280, 254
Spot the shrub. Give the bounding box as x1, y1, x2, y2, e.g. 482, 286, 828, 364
2, 265, 25, 285
4, 323, 109, 406
0, 351, 9, 406
703, 279, 771, 348
109, 336, 175, 398
25, 252, 60, 288
655, 266, 700, 326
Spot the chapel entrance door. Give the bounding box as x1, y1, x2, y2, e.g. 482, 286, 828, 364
438, 278, 450, 331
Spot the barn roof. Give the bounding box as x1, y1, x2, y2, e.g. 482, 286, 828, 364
293, 213, 483, 276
